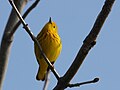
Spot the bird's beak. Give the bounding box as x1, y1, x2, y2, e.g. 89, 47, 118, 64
49, 17, 52, 23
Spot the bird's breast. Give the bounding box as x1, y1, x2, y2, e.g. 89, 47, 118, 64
39, 31, 62, 62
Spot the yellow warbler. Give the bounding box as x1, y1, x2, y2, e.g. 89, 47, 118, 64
34, 17, 62, 81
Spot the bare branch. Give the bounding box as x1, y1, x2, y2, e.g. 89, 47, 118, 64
10, 0, 41, 37
43, 70, 51, 90
8, 0, 60, 80
68, 78, 99, 88
53, 0, 115, 90
0, 0, 28, 89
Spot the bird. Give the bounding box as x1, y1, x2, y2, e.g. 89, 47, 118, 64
34, 17, 62, 81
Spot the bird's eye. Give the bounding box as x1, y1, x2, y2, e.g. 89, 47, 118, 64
53, 26, 55, 28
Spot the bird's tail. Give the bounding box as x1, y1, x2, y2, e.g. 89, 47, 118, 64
36, 67, 46, 81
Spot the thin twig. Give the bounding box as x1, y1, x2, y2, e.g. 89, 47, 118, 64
43, 70, 51, 90
68, 78, 99, 88
10, 0, 40, 37
8, 0, 60, 80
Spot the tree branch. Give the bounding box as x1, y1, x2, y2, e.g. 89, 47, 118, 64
68, 78, 99, 88
43, 70, 51, 90
10, 0, 41, 37
0, 0, 28, 89
8, 0, 60, 81
53, 0, 115, 90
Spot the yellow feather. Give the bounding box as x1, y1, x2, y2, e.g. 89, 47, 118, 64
34, 18, 62, 81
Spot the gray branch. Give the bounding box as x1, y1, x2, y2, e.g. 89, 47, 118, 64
0, 0, 40, 89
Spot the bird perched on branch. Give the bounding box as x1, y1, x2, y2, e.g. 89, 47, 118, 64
34, 17, 62, 81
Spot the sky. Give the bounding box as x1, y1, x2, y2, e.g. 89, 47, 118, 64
0, 0, 120, 90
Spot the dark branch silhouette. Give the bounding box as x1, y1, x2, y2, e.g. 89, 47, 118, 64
68, 78, 99, 88
53, 0, 115, 90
